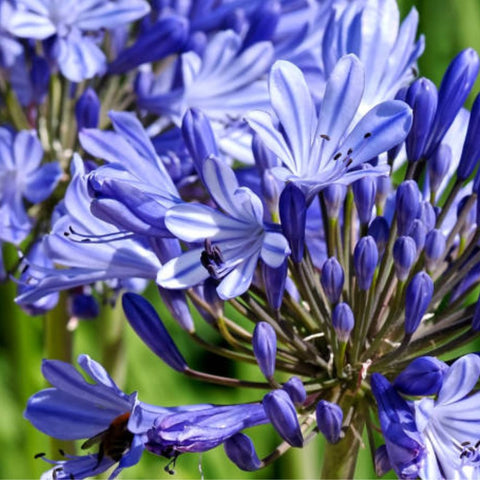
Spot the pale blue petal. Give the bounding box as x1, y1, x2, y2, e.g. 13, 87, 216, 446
8, 11, 56, 39
216, 253, 259, 299
157, 248, 210, 289
13, 130, 43, 172
261, 232, 290, 267
24, 162, 62, 203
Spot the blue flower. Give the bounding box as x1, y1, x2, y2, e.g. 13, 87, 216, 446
157, 156, 290, 299
246, 55, 412, 201
25, 354, 169, 479
0, 0, 24, 69
15, 155, 161, 306
414, 354, 480, 479
0, 127, 61, 244
9, 0, 150, 81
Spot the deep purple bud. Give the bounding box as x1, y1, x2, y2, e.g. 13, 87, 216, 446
393, 356, 448, 396
262, 259, 287, 311
419, 201, 436, 232
425, 48, 480, 158
315, 400, 343, 444
405, 272, 434, 335
122, 293, 188, 372
30, 55, 50, 104
322, 184, 347, 218
424, 229, 446, 270
396, 180, 421, 236
405, 78, 438, 162
428, 144, 451, 193
184, 31, 207, 56
473, 296, 480, 331
224, 433, 262, 471
393, 236, 417, 281
320, 257, 344, 304
263, 390, 303, 447
352, 176, 377, 224
458, 93, 480, 180
457, 196, 476, 237
368, 216, 390, 257
68, 292, 99, 319
75, 88, 100, 130
388, 87, 408, 163
253, 322, 277, 379
282, 377, 306, 405
408, 219, 427, 252
354, 236, 378, 290
242, 0, 280, 48
376, 175, 391, 207
374, 445, 392, 477
279, 183, 307, 263
331, 302, 354, 342
182, 108, 219, 176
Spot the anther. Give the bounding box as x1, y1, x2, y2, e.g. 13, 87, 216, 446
347, 148, 353, 155
320, 134, 331, 141
333, 152, 342, 161
34, 452, 46, 459
364, 132, 372, 139
59, 449, 66, 456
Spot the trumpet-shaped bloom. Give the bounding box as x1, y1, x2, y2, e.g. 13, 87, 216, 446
246, 55, 412, 201
0, 127, 61, 244
157, 156, 290, 299
414, 354, 480, 479
10, 0, 150, 81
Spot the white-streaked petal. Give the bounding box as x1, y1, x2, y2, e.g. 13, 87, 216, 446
261, 232, 290, 267
216, 253, 259, 299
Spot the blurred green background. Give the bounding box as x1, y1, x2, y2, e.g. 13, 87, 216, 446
1, 1, 480, 478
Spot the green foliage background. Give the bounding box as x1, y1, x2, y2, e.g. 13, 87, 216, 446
1, 1, 480, 478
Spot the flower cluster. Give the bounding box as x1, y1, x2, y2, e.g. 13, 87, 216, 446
1, 0, 480, 479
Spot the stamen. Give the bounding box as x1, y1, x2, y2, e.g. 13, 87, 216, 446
64, 226, 135, 244
164, 454, 179, 475
364, 132, 372, 139
333, 152, 342, 161
200, 239, 229, 280
34, 452, 46, 459
320, 134, 331, 141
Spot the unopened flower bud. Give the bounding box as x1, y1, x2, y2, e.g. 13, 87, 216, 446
405, 272, 434, 335
316, 400, 343, 444
280, 183, 307, 263
419, 201, 436, 232
374, 445, 392, 477
354, 236, 378, 290
253, 322, 277, 380
332, 302, 354, 342
393, 356, 448, 396
263, 389, 303, 447
352, 176, 376, 224
393, 236, 417, 281
224, 433, 262, 471
405, 78, 438, 162
396, 181, 421, 236
320, 257, 344, 304
368, 216, 390, 257
458, 94, 480, 181
282, 377, 306, 405
75, 88, 100, 130
122, 293, 188, 372
428, 144, 451, 193
408, 219, 427, 252
322, 184, 347, 219
262, 260, 287, 311
424, 229, 446, 270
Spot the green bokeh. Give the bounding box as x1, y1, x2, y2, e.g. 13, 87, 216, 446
2, 2, 480, 478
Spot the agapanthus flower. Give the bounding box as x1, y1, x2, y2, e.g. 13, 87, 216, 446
157, 156, 290, 299
9, 0, 150, 81
0, 127, 61, 244
246, 54, 412, 201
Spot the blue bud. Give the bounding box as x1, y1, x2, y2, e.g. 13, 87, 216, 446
428, 144, 451, 193
393, 236, 417, 281
396, 181, 421, 236
405, 78, 438, 162
407, 219, 427, 252
331, 302, 354, 342
354, 236, 378, 290
262, 259, 287, 311
282, 377, 306, 405
243, 0, 280, 48
320, 257, 344, 304
263, 389, 303, 447
393, 356, 448, 396
368, 216, 390, 257
352, 176, 377, 224
253, 322, 277, 380
419, 201, 436, 232
224, 433, 262, 471
122, 293, 188, 372
182, 108, 219, 177
424, 229, 446, 271
279, 183, 307, 263
376, 175, 391, 206
316, 400, 343, 444
68, 291, 99, 319
473, 296, 480, 331
388, 87, 408, 163
261, 170, 280, 217
30, 55, 50, 104
374, 445, 392, 477
322, 184, 347, 218
75, 88, 100, 130
425, 48, 480, 158
458, 93, 480, 180
405, 272, 434, 335
457, 196, 476, 237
